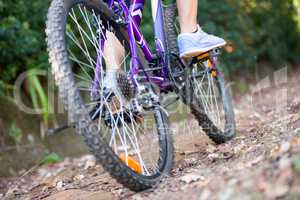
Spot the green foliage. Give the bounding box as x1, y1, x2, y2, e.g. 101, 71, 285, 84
40, 152, 61, 165
249, 0, 300, 63
0, 0, 50, 84
141, 0, 300, 72
197, 0, 300, 71
26, 70, 52, 127
140, 0, 155, 50
0, 0, 299, 84
0, 80, 14, 101
0, 1, 54, 129
8, 122, 23, 144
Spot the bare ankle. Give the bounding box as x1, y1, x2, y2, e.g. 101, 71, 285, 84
180, 24, 198, 34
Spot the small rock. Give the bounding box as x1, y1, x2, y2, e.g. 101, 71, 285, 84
208, 153, 219, 161
218, 143, 231, 154
76, 155, 95, 168
56, 181, 64, 191
180, 173, 204, 184
42, 186, 50, 192
113, 188, 124, 196
233, 141, 246, 154
84, 157, 96, 169
5, 186, 19, 196
183, 157, 197, 165
271, 141, 291, 159
246, 155, 264, 167
206, 144, 217, 153
73, 174, 85, 181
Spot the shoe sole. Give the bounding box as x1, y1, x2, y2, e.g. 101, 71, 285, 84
180, 42, 227, 58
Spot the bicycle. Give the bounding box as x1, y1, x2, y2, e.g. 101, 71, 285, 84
46, 0, 236, 191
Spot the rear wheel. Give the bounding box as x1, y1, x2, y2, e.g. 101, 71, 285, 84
46, 0, 173, 191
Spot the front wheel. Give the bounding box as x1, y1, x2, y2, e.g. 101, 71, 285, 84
182, 58, 236, 144
46, 0, 173, 191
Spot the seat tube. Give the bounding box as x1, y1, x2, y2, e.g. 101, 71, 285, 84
151, 0, 169, 79
151, 0, 167, 55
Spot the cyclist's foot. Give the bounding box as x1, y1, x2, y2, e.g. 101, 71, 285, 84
178, 25, 226, 58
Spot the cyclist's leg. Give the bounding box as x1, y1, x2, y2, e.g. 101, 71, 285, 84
103, 0, 129, 75
176, 0, 226, 57
176, 0, 198, 33
103, 31, 125, 70
102, 31, 124, 89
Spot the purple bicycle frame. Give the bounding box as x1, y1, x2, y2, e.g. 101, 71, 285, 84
104, 0, 170, 89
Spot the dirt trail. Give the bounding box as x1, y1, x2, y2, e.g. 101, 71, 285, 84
1, 70, 300, 200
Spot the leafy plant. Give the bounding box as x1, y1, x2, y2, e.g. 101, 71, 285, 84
26, 70, 51, 126
0, 80, 14, 102
8, 122, 23, 144
40, 152, 62, 165
0, 0, 51, 83
24, 69, 58, 139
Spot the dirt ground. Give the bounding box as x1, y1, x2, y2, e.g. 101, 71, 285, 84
1, 68, 300, 200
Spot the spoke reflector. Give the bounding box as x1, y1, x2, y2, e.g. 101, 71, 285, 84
119, 153, 142, 174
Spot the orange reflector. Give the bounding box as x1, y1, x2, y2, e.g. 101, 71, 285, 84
207, 59, 213, 68
119, 153, 142, 174
211, 70, 217, 77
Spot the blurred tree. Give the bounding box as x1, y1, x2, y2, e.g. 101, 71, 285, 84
245, 0, 300, 63
0, 1, 53, 130
198, 0, 300, 71
0, 0, 50, 84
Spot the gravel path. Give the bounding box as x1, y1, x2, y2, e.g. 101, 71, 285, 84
1, 70, 300, 200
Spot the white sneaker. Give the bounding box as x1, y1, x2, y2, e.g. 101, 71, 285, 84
177, 25, 226, 58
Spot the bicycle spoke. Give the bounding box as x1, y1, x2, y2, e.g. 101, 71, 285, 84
191, 63, 225, 131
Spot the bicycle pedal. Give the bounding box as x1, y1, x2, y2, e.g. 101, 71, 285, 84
192, 48, 222, 64
195, 52, 210, 61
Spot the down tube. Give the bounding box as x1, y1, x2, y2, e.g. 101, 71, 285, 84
151, 0, 169, 79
